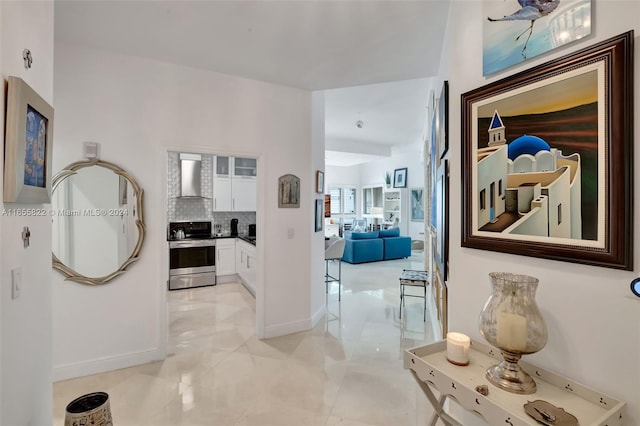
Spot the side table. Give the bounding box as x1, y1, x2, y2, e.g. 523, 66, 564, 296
404, 339, 624, 426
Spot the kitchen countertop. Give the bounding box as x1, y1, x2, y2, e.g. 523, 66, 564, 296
213, 234, 256, 246
167, 235, 256, 246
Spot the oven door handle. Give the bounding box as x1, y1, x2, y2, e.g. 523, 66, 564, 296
169, 240, 216, 249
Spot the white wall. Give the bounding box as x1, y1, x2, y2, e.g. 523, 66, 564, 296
310, 91, 326, 326
52, 42, 315, 380
443, 2, 640, 423
0, 1, 54, 424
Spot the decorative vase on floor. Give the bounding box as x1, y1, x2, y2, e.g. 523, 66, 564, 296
65, 391, 113, 426
479, 272, 547, 394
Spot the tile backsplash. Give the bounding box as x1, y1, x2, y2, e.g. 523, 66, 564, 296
213, 212, 256, 235
167, 152, 256, 232
167, 152, 213, 221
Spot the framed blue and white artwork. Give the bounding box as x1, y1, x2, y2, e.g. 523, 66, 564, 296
483, 0, 592, 76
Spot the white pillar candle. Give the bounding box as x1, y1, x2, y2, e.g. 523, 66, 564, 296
446, 332, 471, 366
496, 312, 528, 351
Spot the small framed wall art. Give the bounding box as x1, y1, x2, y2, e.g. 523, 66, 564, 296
315, 170, 324, 193
315, 199, 323, 232
4, 76, 54, 203
393, 168, 408, 188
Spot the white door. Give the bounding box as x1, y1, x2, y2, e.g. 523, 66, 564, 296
216, 239, 236, 276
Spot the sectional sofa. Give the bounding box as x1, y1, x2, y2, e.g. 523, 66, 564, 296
342, 228, 412, 264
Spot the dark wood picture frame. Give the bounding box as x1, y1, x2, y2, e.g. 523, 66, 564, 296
461, 31, 634, 270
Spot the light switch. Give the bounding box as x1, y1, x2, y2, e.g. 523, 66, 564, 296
287, 227, 295, 239
12, 267, 21, 299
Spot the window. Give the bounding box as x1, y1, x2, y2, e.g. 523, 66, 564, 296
329, 186, 356, 215
480, 189, 486, 210
363, 186, 383, 214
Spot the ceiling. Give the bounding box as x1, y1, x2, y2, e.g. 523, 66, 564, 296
54, 0, 450, 166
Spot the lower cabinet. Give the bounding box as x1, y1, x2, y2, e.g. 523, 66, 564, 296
235, 239, 257, 296
216, 239, 236, 276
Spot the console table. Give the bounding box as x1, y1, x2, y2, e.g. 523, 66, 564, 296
404, 340, 624, 426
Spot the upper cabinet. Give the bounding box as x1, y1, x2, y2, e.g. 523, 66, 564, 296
233, 157, 257, 178
214, 156, 231, 177
213, 156, 257, 212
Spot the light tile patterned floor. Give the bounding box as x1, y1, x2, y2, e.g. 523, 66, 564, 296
53, 252, 440, 425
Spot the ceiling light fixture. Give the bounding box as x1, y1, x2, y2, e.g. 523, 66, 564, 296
356, 119, 364, 129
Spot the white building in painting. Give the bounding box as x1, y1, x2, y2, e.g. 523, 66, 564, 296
477, 110, 582, 239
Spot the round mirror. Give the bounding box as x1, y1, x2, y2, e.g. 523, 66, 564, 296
52, 159, 145, 285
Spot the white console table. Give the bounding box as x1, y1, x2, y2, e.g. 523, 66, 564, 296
405, 340, 624, 426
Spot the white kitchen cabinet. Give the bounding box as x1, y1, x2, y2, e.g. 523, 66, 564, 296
231, 178, 257, 211
214, 155, 231, 177
233, 157, 257, 177
216, 239, 236, 276
213, 157, 257, 212
213, 177, 232, 211
236, 239, 257, 295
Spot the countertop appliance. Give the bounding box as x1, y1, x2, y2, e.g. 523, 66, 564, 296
230, 218, 239, 237
168, 221, 216, 290
248, 224, 256, 237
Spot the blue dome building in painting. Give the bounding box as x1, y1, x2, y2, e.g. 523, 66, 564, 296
475, 110, 582, 240
507, 135, 550, 161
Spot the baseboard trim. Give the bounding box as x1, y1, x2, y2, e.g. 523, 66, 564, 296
310, 304, 325, 329
53, 348, 163, 382
263, 317, 311, 339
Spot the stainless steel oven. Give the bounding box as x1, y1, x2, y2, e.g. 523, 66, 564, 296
168, 221, 216, 290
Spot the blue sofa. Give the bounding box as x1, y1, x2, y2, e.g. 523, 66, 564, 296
342, 228, 412, 264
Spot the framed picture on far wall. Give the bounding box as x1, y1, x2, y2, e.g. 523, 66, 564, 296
410, 188, 424, 221
393, 167, 408, 188
324, 194, 331, 218
315, 199, 323, 232
3, 76, 54, 203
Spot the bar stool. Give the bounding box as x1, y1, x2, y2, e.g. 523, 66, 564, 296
325, 238, 346, 301
399, 269, 429, 321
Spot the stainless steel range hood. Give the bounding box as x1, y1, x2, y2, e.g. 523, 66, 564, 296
179, 153, 204, 198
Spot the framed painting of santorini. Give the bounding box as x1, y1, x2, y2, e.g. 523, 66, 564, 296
483, 0, 592, 76
461, 31, 633, 270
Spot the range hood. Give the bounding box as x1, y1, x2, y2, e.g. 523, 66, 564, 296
178, 153, 206, 198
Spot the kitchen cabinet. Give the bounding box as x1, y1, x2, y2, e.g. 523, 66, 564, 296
216, 239, 236, 276
213, 156, 257, 212
232, 178, 257, 211
236, 239, 257, 295
213, 177, 232, 211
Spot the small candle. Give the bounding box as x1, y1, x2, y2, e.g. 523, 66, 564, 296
496, 312, 528, 351
447, 332, 471, 366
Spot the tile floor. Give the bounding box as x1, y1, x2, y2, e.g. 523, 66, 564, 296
53, 251, 440, 425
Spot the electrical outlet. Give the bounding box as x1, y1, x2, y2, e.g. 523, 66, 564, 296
287, 227, 295, 239
12, 267, 22, 299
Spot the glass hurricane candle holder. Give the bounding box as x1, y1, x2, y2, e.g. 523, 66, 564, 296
479, 272, 548, 394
